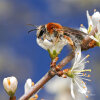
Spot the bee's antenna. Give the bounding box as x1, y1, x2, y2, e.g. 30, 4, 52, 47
28, 29, 39, 34
27, 24, 38, 28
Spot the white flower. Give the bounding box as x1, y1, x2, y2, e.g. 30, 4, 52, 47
24, 78, 34, 94
80, 10, 100, 43
24, 79, 38, 100
87, 10, 100, 31
3, 76, 18, 97
37, 37, 67, 59
80, 10, 100, 33
95, 21, 100, 46
65, 52, 91, 99
45, 76, 87, 100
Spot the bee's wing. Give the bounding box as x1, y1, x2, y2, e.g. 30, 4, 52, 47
62, 26, 87, 40
62, 26, 89, 48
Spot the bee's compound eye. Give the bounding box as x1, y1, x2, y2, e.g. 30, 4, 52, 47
38, 30, 44, 38
38, 25, 46, 38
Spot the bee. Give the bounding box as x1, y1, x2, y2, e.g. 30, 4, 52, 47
28, 22, 96, 50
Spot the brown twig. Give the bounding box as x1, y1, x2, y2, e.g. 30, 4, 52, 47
19, 52, 74, 100
9, 96, 16, 100
19, 27, 97, 100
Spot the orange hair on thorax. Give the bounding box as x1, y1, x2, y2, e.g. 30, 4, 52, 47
46, 23, 63, 34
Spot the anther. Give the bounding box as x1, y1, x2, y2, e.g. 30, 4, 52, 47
94, 9, 96, 12
86, 95, 88, 98
80, 24, 83, 27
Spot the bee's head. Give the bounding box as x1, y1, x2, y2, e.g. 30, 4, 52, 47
28, 22, 63, 39
37, 25, 46, 38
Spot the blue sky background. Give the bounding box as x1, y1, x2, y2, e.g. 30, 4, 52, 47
0, 0, 100, 99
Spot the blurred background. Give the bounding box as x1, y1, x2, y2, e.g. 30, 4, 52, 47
0, 0, 100, 99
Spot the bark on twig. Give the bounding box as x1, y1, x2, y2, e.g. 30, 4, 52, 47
9, 96, 16, 100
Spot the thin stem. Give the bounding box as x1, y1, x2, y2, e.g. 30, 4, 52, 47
9, 96, 16, 100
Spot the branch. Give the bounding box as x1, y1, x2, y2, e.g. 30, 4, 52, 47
19, 27, 97, 100
9, 96, 16, 100
19, 52, 74, 100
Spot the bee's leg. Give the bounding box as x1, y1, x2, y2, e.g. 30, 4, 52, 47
64, 35, 75, 50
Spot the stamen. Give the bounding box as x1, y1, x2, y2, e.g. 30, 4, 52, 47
87, 91, 90, 94
77, 52, 79, 55
81, 69, 91, 72
74, 69, 91, 73
32, 82, 34, 86
80, 24, 83, 27
86, 95, 88, 98
34, 94, 38, 99
87, 75, 91, 77
81, 78, 91, 81
94, 9, 96, 12
79, 55, 90, 65
83, 73, 85, 76
86, 61, 89, 63
83, 86, 86, 88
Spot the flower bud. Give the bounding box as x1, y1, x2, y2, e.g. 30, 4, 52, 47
24, 78, 34, 94
25, 79, 38, 100
3, 76, 18, 97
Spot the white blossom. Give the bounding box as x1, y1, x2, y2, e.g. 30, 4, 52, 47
24, 79, 38, 100
80, 10, 100, 43
66, 51, 91, 99
3, 76, 18, 97
95, 21, 100, 46
45, 76, 87, 100
24, 78, 34, 94
37, 37, 67, 59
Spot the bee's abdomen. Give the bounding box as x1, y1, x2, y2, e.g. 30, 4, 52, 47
63, 26, 88, 47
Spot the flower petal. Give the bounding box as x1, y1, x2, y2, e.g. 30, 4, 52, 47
72, 46, 81, 70
74, 76, 87, 95
71, 79, 75, 99
97, 21, 100, 33
36, 38, 47, 50
80, 26, 88, 33
92, 11, 100, 27
86, 10, 93, 27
